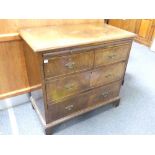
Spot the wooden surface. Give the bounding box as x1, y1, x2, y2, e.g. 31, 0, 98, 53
0, 40, 29, 98
90, 62, 125, 87
88, 81, 120, 106
0, 33, 20, 42
44, 97, 121, 134
153, 29, 155, 39
20, 24, 135, 52
20, 21, 135, 134
44, 51, 94, 78
0, 19, 104, 43
0, 19, 104, 99
49, 91, 89, 122
135, 19, 155, 46
48, 81, 121, 122
0, 19, 104, 35
108, 19, 155, 46
23, 42, 42, 89
22, 27, 134, 133
94, 43, 130, 67
108, 19, 138, 33
46, 71, 91, 103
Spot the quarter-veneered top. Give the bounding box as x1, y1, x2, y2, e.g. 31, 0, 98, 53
20, 23, 136, 52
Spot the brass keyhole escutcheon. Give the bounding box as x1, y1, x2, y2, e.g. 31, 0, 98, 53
108, 54, 116, 59
105, 74, 112, 78
65, 105, 74, 111
101, 91, 110, 98
65, 83, 74, 90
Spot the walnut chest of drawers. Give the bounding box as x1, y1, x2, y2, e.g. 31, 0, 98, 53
20, 23, 136, 134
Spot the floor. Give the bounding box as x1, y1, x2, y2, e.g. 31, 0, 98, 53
0, 42, 155, 135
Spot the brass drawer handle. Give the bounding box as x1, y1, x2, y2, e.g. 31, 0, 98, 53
105, 74, 112, 78
108, 54, 117, 59
101, 92, 110, 98
65, 104, 74, 111
65, 61, 75, 69
65, 83, 74, 90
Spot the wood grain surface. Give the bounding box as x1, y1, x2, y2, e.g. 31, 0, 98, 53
44, 51, 94, 78
94, 43, 131, 67
0, 20, 104, 99
0, 19, 104, 35
0, 40, 29, 98
19, 20, 135, 134
20, 24, 135, 52
46, 71, 91, 103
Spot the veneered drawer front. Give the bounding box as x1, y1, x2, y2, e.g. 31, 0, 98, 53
88, 81, 121, 106
94, 44, 131, 67
47, 81, 121, 122
90, 62, 125, 87
46, 71, 91, 103
44, 51, 94, 78
48, 93, 89, 121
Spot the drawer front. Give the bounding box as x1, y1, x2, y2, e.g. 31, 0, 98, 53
46, 71, 91, 103
47, 81, 121, 122
94, 44, 131, 67
48, 92, 89, 121
90, 62, 125, 87
44, 51, 94, 78
88, 81, 121, 106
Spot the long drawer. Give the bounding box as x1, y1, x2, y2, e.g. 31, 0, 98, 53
43, 51, 94, 78
48, 81, 121, 121
46, 62, 125, 103
94, 43, 131, 67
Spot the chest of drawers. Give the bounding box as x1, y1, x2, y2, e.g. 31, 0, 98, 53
20, 23, 135, 134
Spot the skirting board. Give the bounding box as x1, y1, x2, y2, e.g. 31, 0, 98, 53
0, 93, 30, 110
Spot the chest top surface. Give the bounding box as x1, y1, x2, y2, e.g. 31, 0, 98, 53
20, 23, 136, 52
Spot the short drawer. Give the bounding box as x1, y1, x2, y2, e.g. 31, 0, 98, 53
46, 71, 91, 103
44, 51, 94, 78
90, 62, 125, 87
88, 81, 121, 106
94, 44, 131, 67
48, 93, 89, 121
